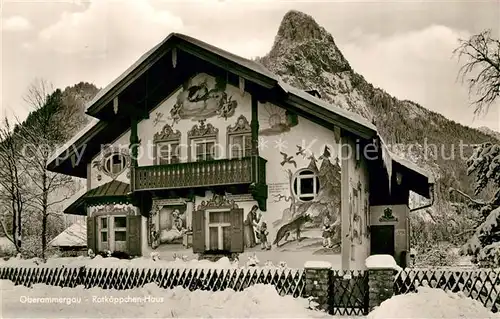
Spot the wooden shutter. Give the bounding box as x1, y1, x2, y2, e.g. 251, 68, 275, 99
192, 210, 205, 253
87, 216, 96, 253
230, 208, 244, 253
127, 215, 142, 256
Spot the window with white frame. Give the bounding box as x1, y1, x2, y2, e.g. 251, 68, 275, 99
99, 216, 108, 248
193, 139, 216, 161
114, 216, 127, 242
206, 210, 231, 251
103, 153, 127, 175
228, 133, 251, 159
156, 141, 180, 165
293, 169, 320, 201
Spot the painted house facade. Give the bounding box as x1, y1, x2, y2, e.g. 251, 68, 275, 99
47, 33, 434, 269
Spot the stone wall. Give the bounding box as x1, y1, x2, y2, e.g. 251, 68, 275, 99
304, 261, 332, 312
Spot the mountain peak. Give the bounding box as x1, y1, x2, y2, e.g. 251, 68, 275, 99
277, 10, 324, 43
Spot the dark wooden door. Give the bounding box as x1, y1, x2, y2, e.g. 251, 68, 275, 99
370, 225, 395, 256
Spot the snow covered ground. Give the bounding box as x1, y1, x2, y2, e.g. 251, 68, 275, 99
1, 279, 498, 318
0, 280, 332, 318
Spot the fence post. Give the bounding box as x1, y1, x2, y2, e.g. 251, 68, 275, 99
304, 261, 332, 312
366, 255, 399, 311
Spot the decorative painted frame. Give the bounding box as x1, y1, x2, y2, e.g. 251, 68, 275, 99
148, 198, 189, 248
92, 145, 131, 180
153, 123, 181, 165
291, 168, 320, 202
226, 114, 251, 159
187, 120, 219, 162
197, 194, 239, 211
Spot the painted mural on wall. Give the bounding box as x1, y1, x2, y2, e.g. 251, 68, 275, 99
148, 199, 189, 249
90, 204, 136, 217
268, 146, 342, 254
259, 103, 298, 136
169, 75, 238, 124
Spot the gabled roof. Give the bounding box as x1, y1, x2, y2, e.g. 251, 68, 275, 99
47, 32, 432, 198
49, 221, 86, 247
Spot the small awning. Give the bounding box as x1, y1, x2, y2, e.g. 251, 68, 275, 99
64, 180, 132, 215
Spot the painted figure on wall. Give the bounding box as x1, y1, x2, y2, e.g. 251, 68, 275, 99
244, 205, 261, 248
258, 222, 271, 250
169, 75, 238, 124
158, 207, 187, 244
272, 146, 342, 254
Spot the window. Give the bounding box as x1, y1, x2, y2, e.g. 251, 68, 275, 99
156, 142, 180, 165
228, 134, 251, 159
293, 169, 320, 201
100, 217, 108, 243
193, 139, 216, 161
103, 153, 127, 175
114, 216, 127, 242
206, 210, 231, 251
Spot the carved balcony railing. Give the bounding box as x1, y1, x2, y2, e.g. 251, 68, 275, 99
132, 156, 266, 191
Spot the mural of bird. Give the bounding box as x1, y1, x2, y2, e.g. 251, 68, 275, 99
280, 152, 297, 168
319, 146, 331, 160
296, 145, 306, 157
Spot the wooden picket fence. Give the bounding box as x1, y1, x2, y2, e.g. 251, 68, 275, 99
0, 265, 305, 297
394, 268, 500, 313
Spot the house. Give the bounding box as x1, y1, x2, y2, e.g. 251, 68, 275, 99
49, 221, 87, 256
47, 33, 434, 269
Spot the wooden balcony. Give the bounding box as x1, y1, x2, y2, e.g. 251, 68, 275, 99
132, 156, 267, 192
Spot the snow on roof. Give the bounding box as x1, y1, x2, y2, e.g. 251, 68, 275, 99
49, 221, 86, 247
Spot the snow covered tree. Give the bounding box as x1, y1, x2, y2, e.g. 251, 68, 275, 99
452, 30, 500, 266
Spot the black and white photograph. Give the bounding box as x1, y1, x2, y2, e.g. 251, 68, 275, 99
0, 0, 499, 317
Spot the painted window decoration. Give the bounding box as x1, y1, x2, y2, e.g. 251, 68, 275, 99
227, 115, 252, 159
188, 120, 219, 162
207, 210, 231, 251
154, 123, 181, 165
169, 75, 237, 124
293, 169, 320, 201
93, 146, 131, 180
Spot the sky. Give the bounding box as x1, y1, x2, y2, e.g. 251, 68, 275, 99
1, 0, 500, 131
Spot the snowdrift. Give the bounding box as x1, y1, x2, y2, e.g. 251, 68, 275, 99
1, 280, 329, 318
368, 287, 499, 319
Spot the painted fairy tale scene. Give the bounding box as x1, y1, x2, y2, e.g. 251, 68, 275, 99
169, 74, 238, 124
269, 146, 343, 255
148, 201, 189, 249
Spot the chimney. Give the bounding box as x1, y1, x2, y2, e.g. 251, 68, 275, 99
305, 89, 321, 99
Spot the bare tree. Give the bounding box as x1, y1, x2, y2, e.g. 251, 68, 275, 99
454, 29, 500, 116
19, 79, 77, 259
0, 118, 27, 252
